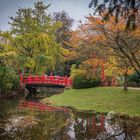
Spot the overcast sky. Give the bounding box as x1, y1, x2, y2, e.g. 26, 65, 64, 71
0, 0, 91, 31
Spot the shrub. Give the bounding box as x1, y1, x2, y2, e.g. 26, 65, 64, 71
0, 66, 19, 98
70, 64, 101, 89
128, 72, 140, 87
72, 74, 101, 89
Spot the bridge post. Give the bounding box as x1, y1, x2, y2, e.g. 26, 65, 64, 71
35, 76, 38, 83
50, 74, 53, 83
42, 74, 45, 83
28, 75, 32, 84
65, 75, 68, 86
57, 76, 60, 85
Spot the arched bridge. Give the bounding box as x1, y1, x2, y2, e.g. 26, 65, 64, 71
20, 75, 72, 88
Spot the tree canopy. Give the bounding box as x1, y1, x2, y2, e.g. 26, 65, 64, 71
89, 0, 140, 29
9, 1, 65, 74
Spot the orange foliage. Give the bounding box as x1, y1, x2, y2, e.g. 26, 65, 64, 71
69, 15, 138, 78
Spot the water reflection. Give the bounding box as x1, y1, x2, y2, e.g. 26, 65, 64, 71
67, 112, 106, 140
0, 101, 139, 140
0, 111, 70, 140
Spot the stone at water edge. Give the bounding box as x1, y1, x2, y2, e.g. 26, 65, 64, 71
105, 111, 116, 134
105, 111, 126, 139
5, 116, 40, 133
106, 111, 115, 121
96, 111, 126, 140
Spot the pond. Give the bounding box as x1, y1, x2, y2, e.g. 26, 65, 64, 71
0, 100, 139, 140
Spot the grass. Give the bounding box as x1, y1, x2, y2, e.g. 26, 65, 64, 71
42, 87, 140, 116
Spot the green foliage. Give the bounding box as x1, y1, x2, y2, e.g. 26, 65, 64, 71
0, 2, 73, 97
9, 1, 64, 74
128, 72, 140, 87
71, 64, 101, 89
52, 11, 74, 74
34, 54, 48, 75
0, 31, 19, 97
70, 64, 86, 78
73, 74, 100, 89
0, 65, 19, 97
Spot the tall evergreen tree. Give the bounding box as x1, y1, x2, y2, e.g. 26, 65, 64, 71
53, 11, 74, 75
53, 11, 74, 49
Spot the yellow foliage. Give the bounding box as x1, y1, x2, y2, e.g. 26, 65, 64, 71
23, 57, 35, 69
70, 64, 86, 78
0, 51, 16, 57
105, 56, 134, 77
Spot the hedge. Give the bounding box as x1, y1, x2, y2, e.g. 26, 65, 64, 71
72, 75, 101, 89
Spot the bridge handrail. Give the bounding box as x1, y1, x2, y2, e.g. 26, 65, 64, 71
20, 75, 72, 87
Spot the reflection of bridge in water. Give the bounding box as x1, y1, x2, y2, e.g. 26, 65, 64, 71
20, 100, 71, 112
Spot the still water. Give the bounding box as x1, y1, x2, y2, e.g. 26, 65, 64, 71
0, 100, 139, 140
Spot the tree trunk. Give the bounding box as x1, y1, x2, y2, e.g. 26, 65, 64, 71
123, 71, 128, 91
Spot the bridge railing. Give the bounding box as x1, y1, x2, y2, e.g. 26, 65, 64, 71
20, 75, 72, 87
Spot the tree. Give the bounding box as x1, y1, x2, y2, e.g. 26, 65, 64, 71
82, 16, 140, 90
53, 11, 74, 49
53, 11, 74, 75
9, 2, 64, 74
89, 0, 140, 29
69, 16, 140, 90
0, 31, 16, 67
0, 31, 18, 98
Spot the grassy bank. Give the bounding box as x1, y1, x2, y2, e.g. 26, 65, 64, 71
42, 87, 140, 116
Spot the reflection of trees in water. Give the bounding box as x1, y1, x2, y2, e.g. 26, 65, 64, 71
72, 114, 137, 140
97, 115, 136, 140
0, 111, 70, 140
0, 101, 139, 140
73, 114, 105, 139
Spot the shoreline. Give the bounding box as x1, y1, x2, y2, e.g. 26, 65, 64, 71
41, 87, 140, 117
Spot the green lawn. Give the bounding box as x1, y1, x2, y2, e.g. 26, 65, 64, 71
42, 87, 140, 116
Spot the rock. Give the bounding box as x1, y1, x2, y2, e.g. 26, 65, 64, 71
104, 111, 126, 140
106, 111, 115, 121
96, 132, 116, 140
5, 116, 40, 133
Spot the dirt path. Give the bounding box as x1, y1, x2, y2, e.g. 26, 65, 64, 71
128, 87, 140, 90
118, 87, 140, 90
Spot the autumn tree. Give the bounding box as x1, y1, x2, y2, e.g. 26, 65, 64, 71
89, 0, 140, 29
83, 16, 140, 90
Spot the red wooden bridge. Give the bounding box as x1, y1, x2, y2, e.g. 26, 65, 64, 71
20, 74, 72, 88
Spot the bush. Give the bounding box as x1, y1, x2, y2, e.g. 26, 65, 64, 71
128, 72, 140, 87
0, 66, 19, 98
72, 74, 101, 89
